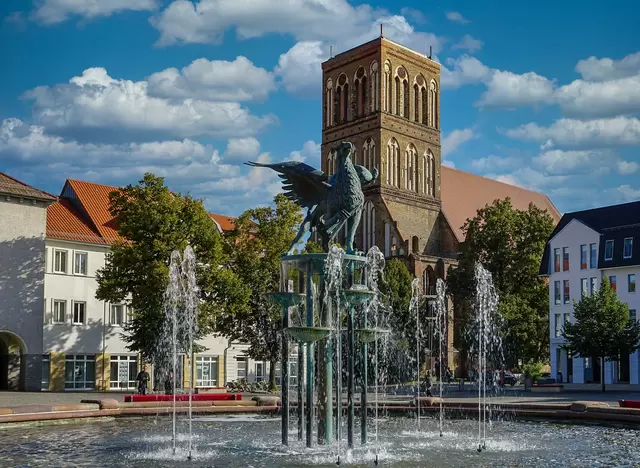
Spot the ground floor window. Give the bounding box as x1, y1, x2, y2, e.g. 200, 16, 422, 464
236, 357, 247, 380
195, 356, 218, 387
65, 354, 95, 389
110, 355, 138, 389
41, 354, 50, 391
255, 362, 266, 382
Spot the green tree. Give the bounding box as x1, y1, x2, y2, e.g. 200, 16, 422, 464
217, 194, 303, 389
378, 259, 415, 383
447, 198, 555, 369
95, 173, 248, 363
562, 276, 640, 392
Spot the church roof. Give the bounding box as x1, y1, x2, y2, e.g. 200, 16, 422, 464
440, 166, 561, 243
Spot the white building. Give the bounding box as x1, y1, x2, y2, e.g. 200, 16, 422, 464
41, 178, 277, 392
540, 202, 640, 385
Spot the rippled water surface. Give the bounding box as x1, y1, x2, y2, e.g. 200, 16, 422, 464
1, 415, 639, 467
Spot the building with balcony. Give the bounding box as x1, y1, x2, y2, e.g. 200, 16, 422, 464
540, 201, 640, 385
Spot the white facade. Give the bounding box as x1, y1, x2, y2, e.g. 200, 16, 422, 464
547, 219, 640, 385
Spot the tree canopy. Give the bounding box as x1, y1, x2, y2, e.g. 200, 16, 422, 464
562, 276, 640, 392
446, 198, 555, 369
216, 193, 303, 388
95, 173, 248, 363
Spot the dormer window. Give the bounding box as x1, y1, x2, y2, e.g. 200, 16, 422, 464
624, 237, 633, 259
605, 240, 614, 261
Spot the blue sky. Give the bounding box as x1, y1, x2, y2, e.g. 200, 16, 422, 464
1, 0, 639, 216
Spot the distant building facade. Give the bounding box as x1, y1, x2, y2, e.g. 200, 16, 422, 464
540, 202, 640, 385
0, 172, 55, 391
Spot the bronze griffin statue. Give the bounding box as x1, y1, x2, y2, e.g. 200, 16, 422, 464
246, 141, 378, 255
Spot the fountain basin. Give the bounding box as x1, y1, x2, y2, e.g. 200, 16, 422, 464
284, 326, 332, 343
266, 292, 306, 308
342, 288, 375, 305
355, 328, 390, 343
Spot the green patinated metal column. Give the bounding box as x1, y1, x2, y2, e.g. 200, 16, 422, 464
360, 264, 369, 445
317, 274, 333, 444
347, 305, 355, 448
297, 270, 305, 442
281, 303, 290, 446
305, 263, 314, 448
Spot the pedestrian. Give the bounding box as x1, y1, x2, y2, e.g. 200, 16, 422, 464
165, 371, 174, 395
136, 365, 150, 395
434, 358, 441, 381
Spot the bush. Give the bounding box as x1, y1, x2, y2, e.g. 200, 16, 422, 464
521, 362, 544, 383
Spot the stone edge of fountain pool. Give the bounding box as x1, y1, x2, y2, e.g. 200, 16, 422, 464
0, 397, 639, 429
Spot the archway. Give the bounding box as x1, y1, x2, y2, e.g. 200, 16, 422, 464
0, 331, 27, 391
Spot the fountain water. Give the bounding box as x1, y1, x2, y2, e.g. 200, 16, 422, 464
409, 278, 421, 433
434, 278, 447, 437
159, 246, 200, 460
472, 263, 502, 452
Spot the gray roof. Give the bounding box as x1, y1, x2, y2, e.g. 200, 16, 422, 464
0, 172, 56, 201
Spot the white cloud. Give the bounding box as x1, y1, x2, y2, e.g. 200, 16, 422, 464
32, 0, 157, 24
441, 159, 456, 168
470, 155, 521, 172
445, 11, 469, 24
442, 51, 640, 117
147, 57, 275, 102
575, 51, 640, 81
441, 55, 491, 89
484, 167, 568, 191
0, 118, 237, 183
275, 41, 326, 96
616, 160, 640, 175
441, 128, 476, 156
504, 117, 640, 149
478, 70, 555, 108
225, 137, 261, 160
452, 34, 483, 53
288, 140, 321, 164
400, 7, 426, 24
616, 184, 640, 202
554, 75, 640, 118
22, 67, 276, 143
532, 149, 616, 175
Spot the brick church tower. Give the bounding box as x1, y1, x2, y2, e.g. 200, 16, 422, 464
320, 35, 458, 367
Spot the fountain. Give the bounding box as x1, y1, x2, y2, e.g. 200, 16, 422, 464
156, 246, 200, 460
435, 278, 447, 437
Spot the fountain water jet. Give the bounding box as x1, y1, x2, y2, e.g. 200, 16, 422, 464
435, 278, 447, 437
409, 278, 421, 433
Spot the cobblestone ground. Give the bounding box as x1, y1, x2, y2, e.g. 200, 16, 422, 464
0, 388, 636, 407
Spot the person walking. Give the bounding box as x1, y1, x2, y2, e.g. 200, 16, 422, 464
136, 365, 150, 395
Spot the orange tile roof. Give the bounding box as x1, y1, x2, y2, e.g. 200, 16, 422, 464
440, 166, 561, 242
0, 172, 56, 201
46, 199, 107, 245
209, 213, 236, 232
66, 179, 122, 243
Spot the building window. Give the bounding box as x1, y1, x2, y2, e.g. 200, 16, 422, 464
255, 362, 265, 382
41, 354, 50, 391
553, 248, 560, 272
629, 274, 636, 293
65, 355, 95, 390
196, 356, 219, 387
624, 237, 633, 259
53, 299, 66, 324
73, 301, 86, 325
630, 309, 637, 322
563, 280, 570, 303
580, 278, 588, 296
554, 314, 561, 337
73, 251, 88, 275
609, 276, 617, 292
589, 243, 597, 268
590, 277, 597, 294
54, 249, 68, 273
236, 357, 247, 380
563, 313, 570, 331
605, 240, 614, 261
110, 355, 138, 389
554, 281, 561, 305
580, 245, 587, 270
110, 304, 127, 326
562, 247, 570, 271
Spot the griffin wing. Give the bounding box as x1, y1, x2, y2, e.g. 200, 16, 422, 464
245, 161, 330, 208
